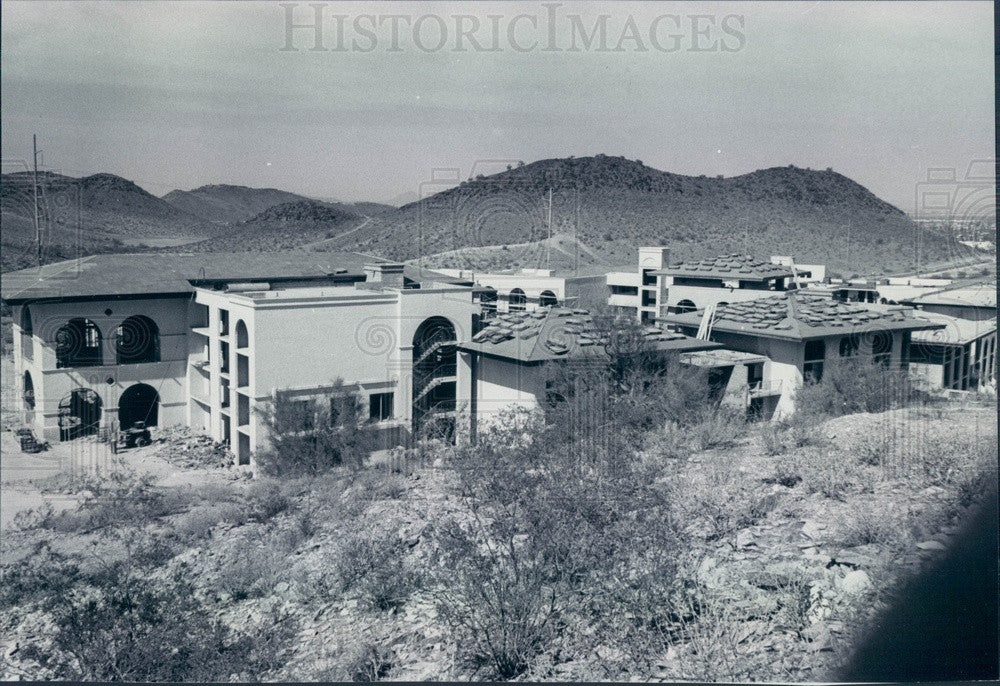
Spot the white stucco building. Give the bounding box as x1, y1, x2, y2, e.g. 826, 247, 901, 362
4, 253, 481, 466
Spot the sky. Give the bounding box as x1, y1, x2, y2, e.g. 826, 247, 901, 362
1, 1, 994, 210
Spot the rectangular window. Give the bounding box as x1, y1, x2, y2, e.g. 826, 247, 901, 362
803, 340, 825, 383
369, 392, 393, 422
747, 363, 764, 390
642, 269, 657, 286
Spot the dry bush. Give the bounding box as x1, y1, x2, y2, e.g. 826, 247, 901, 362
796, 358, 916, 421
837, 502, 909, 550
334, 529, 422, 612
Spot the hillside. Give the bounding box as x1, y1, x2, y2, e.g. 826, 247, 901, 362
1, 172, 218, 271
162, 185, 313, 224
163, 185, 396, 225
325, 156, 977, 276
173, 200, 365, 253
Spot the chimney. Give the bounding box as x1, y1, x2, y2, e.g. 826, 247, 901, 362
364, 263, 405, 288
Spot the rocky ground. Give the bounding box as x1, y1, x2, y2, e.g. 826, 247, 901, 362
0, 398, 995, 681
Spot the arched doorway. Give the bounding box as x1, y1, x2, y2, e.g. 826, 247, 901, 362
59, 389, 102, 441
412, 317, 457, 441
119, 383, 159, 429
115, 315, 160, 364
539, 290, 558, 307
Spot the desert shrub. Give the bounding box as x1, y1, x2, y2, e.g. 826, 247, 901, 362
33, 571, 294, 680
245, 479, 291, 521
765, 457, 803, 488
256, 379, 377, 477
837, 503, 908, 549
796, 358, 915, 421
0, 541, 81, 611
675, 457, 779, 544
211, 531, 291, 600
334, 530, 422, 611
690, 407, 747, 450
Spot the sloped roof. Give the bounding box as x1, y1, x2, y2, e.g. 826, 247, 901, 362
911, 311, 997, 345
0, 252, 467, 304
653, 253, 794, 281
663, 292, 945, 341
459, 306, 720, 363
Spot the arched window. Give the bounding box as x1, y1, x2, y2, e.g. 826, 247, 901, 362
115, 315, 160, 364
23, 372, 35, 410
119, 383, 159, 428
539, 290, 558, 307
55, 319, 103, 368
235, 320, 249, 349
508, 288, 526, 312
675, 299, 697, 314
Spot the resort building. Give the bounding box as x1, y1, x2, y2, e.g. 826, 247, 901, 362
908, 311, 997, 391
3, 253, 481, 466
897, 283, 998, 321
456, 306, 720, 438
606, 249, 803, 323
433, 266, 611, 316
663, 292, 945, 418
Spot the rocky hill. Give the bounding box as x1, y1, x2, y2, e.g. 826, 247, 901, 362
1, 172, 218, 271
163, 184, 395, 225
162, 184, 314, 224
173, 200, 365, 253
325, 156, 976, 276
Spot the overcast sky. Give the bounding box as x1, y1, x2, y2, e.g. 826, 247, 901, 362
1, 1, 994, 210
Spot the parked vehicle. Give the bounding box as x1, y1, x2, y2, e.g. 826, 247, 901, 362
15, 427, 50, 453
110, 422, 152, 453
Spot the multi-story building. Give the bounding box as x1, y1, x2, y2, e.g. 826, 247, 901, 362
606, 249, 802, 323
433, 266, 611, 316
908, 311, 997, 391
4, 253, 481, 466
663, 292, 945, 418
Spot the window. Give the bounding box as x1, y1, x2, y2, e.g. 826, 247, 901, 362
803, 340, 825, 383
674, 299, 697, 314
479, 288, 498, 317
219, 309, 229, 336
55, 319, 103, 368
235, 320, 249, 349
369, 392, 393, 422
610, 285, 639, 296
642, 269, 657, 286
747, 363, 764, 390
539, 290, 558, 307
20, 307, 33, 361
115, 315, 160, 364
839, 335, 859, 357
508, 288, 526, 311
871, 331, 893, 367
641, 289, 657, 307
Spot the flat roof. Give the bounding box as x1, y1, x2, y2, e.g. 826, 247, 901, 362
911, 311, 997, 345
0, 252, 467, 304
900, 284, 997, 309
460, 307, 720, 363
663, 292, 945, 341
653, 254, 794, 281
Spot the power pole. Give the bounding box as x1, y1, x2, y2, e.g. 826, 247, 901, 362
546, 187, 553, 271
32, 134, 40, 266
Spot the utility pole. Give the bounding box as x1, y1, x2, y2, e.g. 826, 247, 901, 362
547, 188, 553, 270
32, 134, 40, 267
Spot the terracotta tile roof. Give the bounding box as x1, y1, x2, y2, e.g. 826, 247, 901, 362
653, 253, 794, 281
662, 292, 946, 341
459, 306, 720, 362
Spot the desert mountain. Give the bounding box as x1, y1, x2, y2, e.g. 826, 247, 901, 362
1, 172, 218, 271
173, 199, 365, 253
163, 184, 395, 225
324, 156, 976, 276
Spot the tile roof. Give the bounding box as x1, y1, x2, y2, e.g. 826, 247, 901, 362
459, 306, 721, 363
662, 292, 946, 341
0, 252, 466, 303
653, 254, 795, 281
